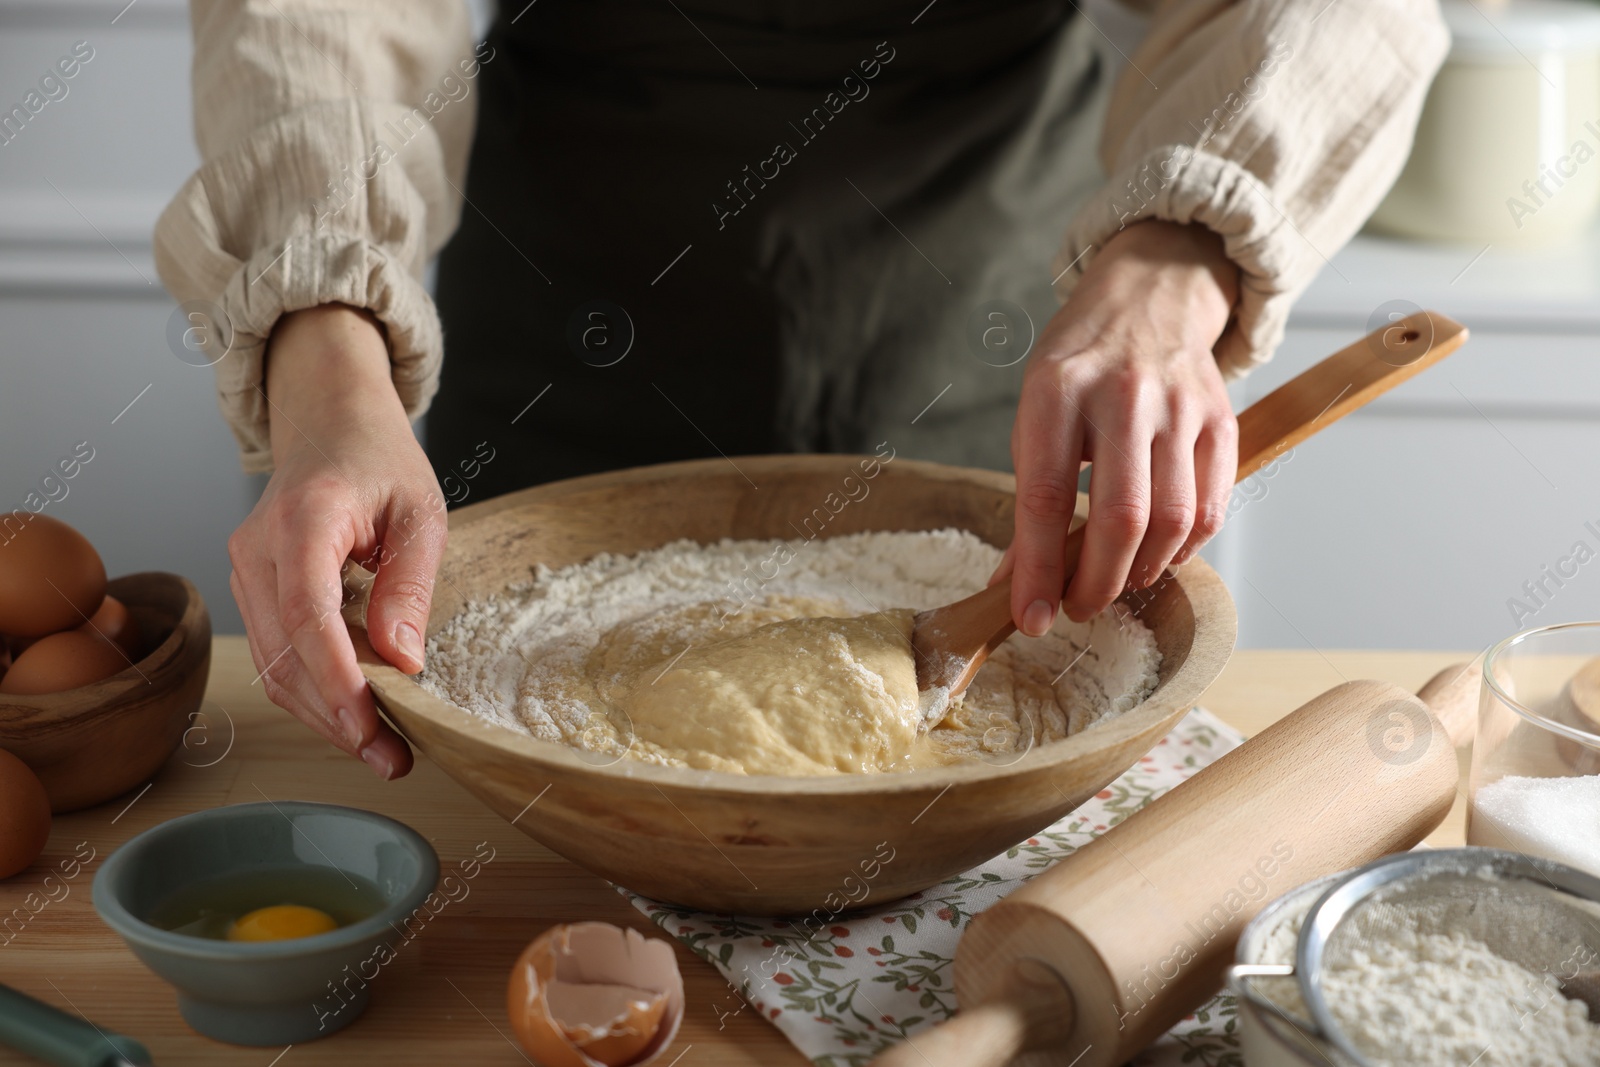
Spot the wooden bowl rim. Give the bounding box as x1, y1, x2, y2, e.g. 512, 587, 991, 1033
361, 456, 1237, 796
0, 570, 207, 717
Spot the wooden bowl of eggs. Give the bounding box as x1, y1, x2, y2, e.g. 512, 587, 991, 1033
359, 456, 1237, 915
0, 514, 211, 812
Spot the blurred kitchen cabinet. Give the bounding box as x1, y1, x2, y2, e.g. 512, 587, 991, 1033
1201, 234, 1600, 651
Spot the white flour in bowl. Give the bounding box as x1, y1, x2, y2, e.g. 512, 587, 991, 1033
420, 529, 1162, 775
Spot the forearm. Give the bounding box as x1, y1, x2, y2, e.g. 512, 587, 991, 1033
1057, 0, 1447, 378
157, 0, 478, 473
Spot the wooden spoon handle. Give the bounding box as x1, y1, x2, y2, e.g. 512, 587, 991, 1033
1234, 310, 1466, 477
914, 310, 1469, 694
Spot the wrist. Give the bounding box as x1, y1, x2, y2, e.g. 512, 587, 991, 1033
1085, 221, 1238, 342
265, 304, 407, 462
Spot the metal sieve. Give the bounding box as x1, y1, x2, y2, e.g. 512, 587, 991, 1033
1230, 848, 1600, 1067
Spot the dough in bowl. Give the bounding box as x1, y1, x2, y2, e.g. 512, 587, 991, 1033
422, 530, 1163, 776
615, 611, 921, 775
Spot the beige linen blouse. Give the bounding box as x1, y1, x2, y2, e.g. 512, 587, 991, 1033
155, 0, 1447, 472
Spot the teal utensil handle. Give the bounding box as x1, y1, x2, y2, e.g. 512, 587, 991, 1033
0, 983, 149, 1067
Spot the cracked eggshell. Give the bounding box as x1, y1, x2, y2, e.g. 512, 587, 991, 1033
507, 921, 685, 1067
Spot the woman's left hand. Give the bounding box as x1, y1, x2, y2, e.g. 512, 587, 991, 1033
998, 219, 1240, 636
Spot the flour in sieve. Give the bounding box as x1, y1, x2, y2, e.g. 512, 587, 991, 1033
421, 529, 1161, 773
1256, 877, 1600, 1066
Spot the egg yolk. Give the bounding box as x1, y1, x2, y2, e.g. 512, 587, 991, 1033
226, 904, 339, 942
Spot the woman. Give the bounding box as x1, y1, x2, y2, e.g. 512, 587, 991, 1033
156, 0, 1445, 778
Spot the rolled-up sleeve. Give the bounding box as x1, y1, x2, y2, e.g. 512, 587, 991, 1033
155, 0, 478, 472
1054, 0, 1448, 377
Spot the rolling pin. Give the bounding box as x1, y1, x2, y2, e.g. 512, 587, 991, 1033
871, 661, 1479, 1067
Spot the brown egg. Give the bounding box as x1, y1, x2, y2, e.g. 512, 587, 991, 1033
79, 594, 141, 658
507, 923, 684, 1067
0, 513, 106, 637
0, 748, 50, 879
0, 630, 128, 695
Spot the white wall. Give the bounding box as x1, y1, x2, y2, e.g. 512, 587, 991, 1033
0, 0, 256, 634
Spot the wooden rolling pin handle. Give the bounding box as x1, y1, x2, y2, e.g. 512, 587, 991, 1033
1415, 658, 1482, 749
871, 1002, 1027, 1067
871, 960, 1076, 1067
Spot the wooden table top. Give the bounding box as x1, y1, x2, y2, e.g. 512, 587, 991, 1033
0, 639, 1473, 1067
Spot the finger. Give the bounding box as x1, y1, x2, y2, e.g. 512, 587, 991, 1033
274, 525, 413, 780
987, 543, 1014, 587
355, 728, 412, 782
274, 519, 374, 732
231, 568, 345, 749
1126, 423, 1196, 589
1175, 414, 1238, 565
245, 562, 412, 779
365, 494, 448, 674
1009, 386, 1084, 637
991, 461, 1093, 588
1065, 408, 1153, 621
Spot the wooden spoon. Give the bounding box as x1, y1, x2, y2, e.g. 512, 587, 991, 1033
912, 310, 1469, 704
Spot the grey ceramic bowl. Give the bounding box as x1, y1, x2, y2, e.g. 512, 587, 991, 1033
92, 801, 439, 1046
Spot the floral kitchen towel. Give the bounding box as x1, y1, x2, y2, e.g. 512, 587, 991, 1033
620, 707, 1250, 1067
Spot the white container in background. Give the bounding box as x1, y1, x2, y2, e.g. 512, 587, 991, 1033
1369, 0, 1600, 245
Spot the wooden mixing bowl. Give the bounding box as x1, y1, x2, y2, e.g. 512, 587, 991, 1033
360, 456, 1235, 915
0, 572, 211, 812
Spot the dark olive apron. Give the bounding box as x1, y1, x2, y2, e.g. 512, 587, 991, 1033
429, 0, 1115, 500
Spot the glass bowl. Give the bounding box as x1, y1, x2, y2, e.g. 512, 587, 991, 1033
1467, 622, 1600, 878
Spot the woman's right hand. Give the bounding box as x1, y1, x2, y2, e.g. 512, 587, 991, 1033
229, 303, 448, 779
